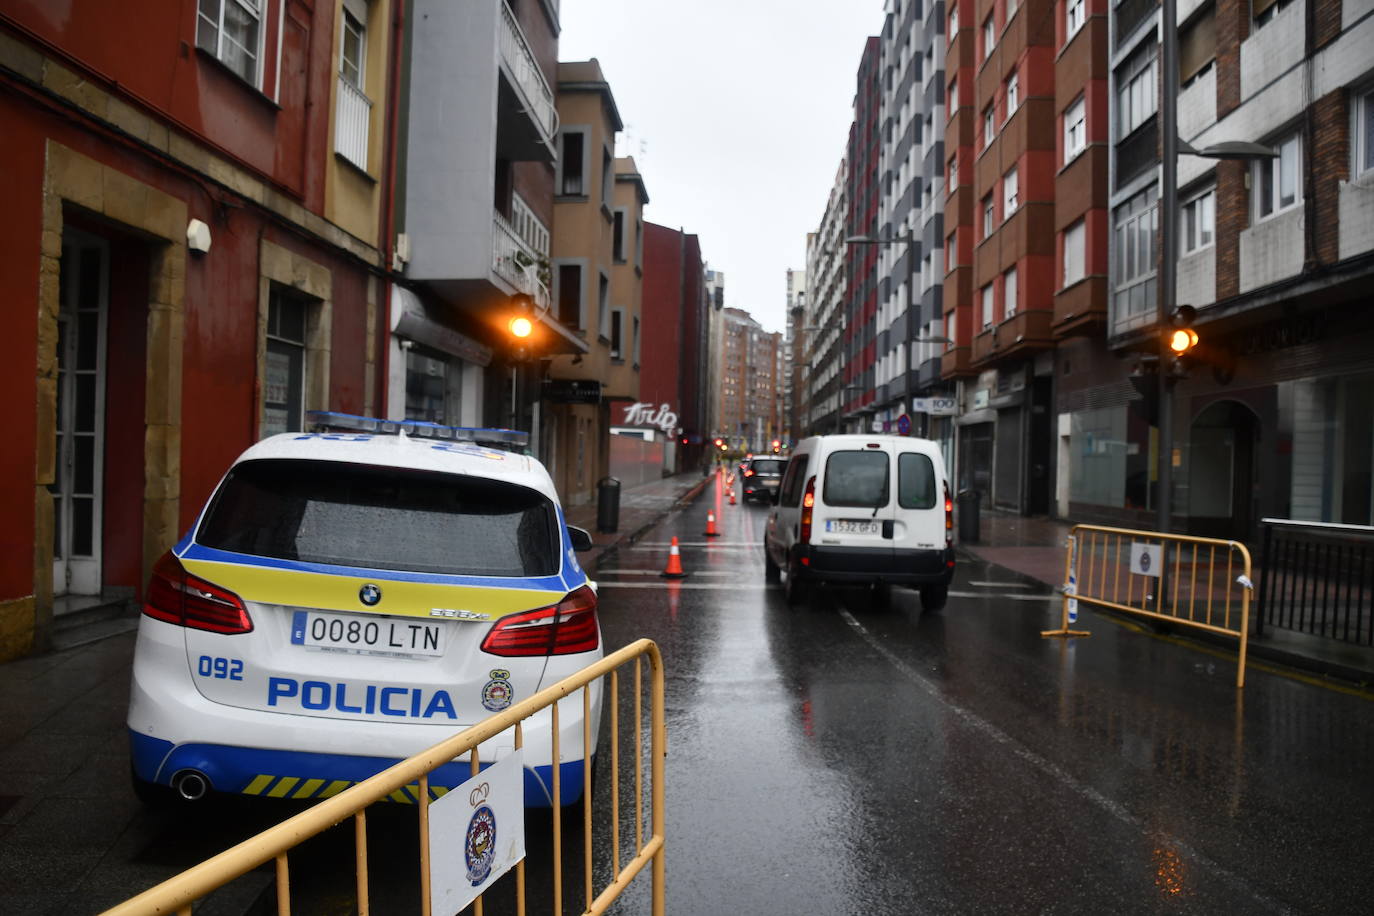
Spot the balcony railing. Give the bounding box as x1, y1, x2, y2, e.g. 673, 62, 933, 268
492, 210, 550, 310
335, 75, 371, 171
499, 2, 556, 142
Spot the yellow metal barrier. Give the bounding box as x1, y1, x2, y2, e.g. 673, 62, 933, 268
102, 638, 667, 916
1042, 525, 1254, 688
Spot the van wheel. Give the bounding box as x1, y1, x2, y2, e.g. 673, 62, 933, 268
920, 584, 948, 611
764, 546, 781, 583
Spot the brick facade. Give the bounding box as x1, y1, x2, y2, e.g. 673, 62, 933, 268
1311, 88, 1349, 267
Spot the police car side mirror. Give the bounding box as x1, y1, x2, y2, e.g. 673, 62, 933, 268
567, 525, 594, 552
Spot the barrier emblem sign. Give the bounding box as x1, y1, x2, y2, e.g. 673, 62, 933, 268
429, 749, 525, 914
1130, 542, 1162, 578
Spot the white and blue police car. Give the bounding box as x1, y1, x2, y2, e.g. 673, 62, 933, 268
127, 412, 602, 807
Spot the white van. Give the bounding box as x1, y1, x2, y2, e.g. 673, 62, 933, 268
763, 434, 954, 609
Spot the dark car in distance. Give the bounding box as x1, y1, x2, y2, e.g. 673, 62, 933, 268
741, 456, 788, 504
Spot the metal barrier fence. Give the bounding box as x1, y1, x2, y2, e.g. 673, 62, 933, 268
1256, 518, 1374, 647
1042, 525, 1254, 688
102, 639, 666, 916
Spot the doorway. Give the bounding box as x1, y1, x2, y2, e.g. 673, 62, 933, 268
51, 230, 109, 597
1187, 400, 1259, 541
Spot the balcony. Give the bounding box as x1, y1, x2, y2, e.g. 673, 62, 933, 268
972, 310, 1054, 366
335, 76, 371, 171
497, 1, 557, 159
492, 209, 550, 310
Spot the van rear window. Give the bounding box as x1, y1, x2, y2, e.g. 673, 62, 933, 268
197, 459, 559, 577
898, 453, 937, 509
823, 451, 890, 508
750, 459, 785, 475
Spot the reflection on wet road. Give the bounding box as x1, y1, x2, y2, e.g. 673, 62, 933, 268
588, 484, 1373, 915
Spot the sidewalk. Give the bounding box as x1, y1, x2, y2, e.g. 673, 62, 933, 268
960, 510, 1374, 686
562, 470, 713, 573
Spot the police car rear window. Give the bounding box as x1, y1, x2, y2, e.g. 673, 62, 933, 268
197, 459, 559, 578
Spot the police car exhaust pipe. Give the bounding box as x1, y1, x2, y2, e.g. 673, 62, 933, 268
173, 770, 209, 802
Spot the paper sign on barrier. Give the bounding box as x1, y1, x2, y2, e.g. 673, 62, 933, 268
428, 749, 526, 916
1130, 542, 1163, 578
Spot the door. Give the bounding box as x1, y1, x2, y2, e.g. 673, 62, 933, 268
52, 232, 109, 597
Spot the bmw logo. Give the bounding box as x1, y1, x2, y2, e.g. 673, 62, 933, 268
359, 583, 382, 606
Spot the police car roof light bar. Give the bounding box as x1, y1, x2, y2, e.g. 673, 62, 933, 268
305, 411, 530, 451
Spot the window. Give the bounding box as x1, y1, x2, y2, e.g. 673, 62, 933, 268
982, 194, 994, 237
557, 263, 582, 329
334, 1, 370, 170
1357, 87, 1374, 177
601, 147, 613, 208
981, 284, 995, 329
196, 0, 263, 86
944, 312, 955, 348
948, 154, 959, 192
597, 273, 610, 340
613, 209, 627, 262
1006, 70, 1019, 119
609, 308, 625, 359
823, 451, 890, 508
1181, 188, 1215, 253
898, 453, 937, 509
1003, 166, 1019, 217
949, 2, 959, 37
1113, 187, 1158, 328
984, 104, 996, 145
945, 232, 956, 272
1117, 42, 1158, 139
948, 76, 959, 112
1003, 266, 1018, 319
1064, 96, 1087, 163
1253, 0, 1294, 30
632, 315, 641, 364
1179, 5, 1216, 89
1063, 219, 1086, 287
983, 15, 996, 59
1254, 132, 1302, 220
405, 348, 460, 426
1066, 0, 1085, 38
263, 288, 306, 436
559, 131, 585, 196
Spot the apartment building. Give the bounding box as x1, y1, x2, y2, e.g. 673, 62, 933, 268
718, 309, 783, 451
874, 0, 951, 453
398, 0, 574, 440
847, 38, 885, 428
785, 267, 808, 445
0, 0, 399, 659
541, 60, 629, 506
804, 160, 850, 435
641, 223, 710, 472
1076, 0, 1374, 540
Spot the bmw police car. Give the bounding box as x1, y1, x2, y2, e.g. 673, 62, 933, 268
127, 412, 602, 807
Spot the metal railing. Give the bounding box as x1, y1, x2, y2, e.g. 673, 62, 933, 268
335, 75, 371, 171
493, 210, 551, 310
1043, 524, 1254, 688
498, 1, 557, 141
1256, 518, 1374, 646
102, 639, 666, 916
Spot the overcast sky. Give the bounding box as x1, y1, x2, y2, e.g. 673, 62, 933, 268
558, 0, 885, 335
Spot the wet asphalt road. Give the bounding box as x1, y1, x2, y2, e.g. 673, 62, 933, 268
5, 481, 1373, 915
585, 482, 1374, 915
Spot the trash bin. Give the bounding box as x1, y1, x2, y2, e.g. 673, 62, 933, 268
957, 489, 981, 543
597, 477, 621, 533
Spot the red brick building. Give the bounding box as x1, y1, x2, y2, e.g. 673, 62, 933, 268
640, 222, 709, 471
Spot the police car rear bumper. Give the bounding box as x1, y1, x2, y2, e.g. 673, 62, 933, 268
791, 545, 955, 586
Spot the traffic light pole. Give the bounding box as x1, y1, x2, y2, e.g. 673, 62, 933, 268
1158, 0, 1180, 541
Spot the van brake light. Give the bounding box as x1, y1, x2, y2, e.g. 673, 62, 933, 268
143, 551, 253, 634
800, 476, 817, 544
944, 483, 954, 548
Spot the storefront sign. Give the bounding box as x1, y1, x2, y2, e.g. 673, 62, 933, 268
973, 389, 990, 410
543, 379, 602, 404
912, 397, 958, 416
622, 401, 678, 434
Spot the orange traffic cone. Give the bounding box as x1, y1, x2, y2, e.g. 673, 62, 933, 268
704, 510, 720, 537
729, 488, 737, 506
660, 536, 688, 578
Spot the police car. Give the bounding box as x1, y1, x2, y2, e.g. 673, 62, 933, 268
127, 412, 602, 807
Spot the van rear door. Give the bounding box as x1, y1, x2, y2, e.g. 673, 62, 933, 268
815, 443, 897, 564
891, 446, 946, 556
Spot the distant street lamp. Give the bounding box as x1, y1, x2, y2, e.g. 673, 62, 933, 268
1157, 0, 1276, 541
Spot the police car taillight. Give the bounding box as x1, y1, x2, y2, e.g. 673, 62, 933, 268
143, 551, 253, 634
481, 586, 599, 657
